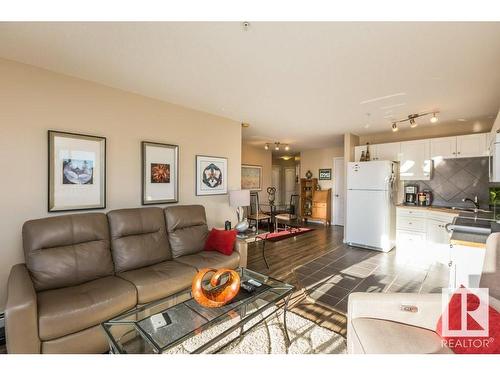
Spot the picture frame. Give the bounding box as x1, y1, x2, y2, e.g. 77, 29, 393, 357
319, 168, 332, 180
241, 164, 263, 191
48, 130, 106, 212
196, 155, 228, 196
142, 141, 179, 205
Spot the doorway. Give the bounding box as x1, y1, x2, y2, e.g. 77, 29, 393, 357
333, 157, 345, 226
272, 165, 281, 204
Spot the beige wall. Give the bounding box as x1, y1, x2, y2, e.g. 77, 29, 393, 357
0, 58, 242, 310
241, 143, 272, 201
358, 118, 494, 145
301, 146, 344, 191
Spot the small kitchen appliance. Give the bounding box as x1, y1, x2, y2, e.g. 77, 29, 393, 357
404, 185, 418, 205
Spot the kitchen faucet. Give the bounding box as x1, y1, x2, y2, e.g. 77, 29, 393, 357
462, 195, 480, 209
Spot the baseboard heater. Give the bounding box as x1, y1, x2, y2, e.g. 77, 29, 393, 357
0, 312, 5, 345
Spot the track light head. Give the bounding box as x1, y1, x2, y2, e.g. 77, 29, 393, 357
392, 123, 398, 132
409, 118, 418, 128
430, 113, 438, 123
275, 142, 280, 151
284, 145, 290, 151
264, 144, 269, 150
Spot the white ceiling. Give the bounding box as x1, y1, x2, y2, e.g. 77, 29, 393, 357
0, 22, 499, 150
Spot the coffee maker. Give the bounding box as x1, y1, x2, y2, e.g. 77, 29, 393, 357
404, 185, 418, 205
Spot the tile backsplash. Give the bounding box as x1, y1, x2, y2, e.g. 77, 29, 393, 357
404, 157, 490, 208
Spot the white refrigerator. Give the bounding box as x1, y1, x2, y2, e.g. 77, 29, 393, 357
345, 161, 396, 252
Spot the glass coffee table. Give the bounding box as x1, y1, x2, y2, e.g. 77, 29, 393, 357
102, 268, 294, 354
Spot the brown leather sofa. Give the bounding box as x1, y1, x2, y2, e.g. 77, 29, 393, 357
5, 205, 247, 354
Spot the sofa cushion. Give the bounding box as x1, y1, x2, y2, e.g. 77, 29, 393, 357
108, 207, 172, 273
351, 318, 453, 354
37, 276, 137, 341
22, 213, 114, 291
118, 261, 197, 304
175, 251, 240, 271
164, 205, 209, 258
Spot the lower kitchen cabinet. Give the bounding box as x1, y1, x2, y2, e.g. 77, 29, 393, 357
449, 244, 486, 288
396, 207, 456, 266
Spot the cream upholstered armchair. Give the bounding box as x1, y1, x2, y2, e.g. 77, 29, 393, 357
347, 233, 500, 354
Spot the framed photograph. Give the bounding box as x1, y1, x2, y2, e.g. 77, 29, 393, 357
48, 130, 106, 212
196, 155, 228, 196
142, 141, 179, 204
241, 164, 262, 191
319, 168, 332, 180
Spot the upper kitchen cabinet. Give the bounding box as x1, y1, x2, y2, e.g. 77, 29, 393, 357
354, 142, 400, 162
456, 133, 488, 158
399, 139, 432, 180
430, 136, 456, 160
374, 142, 401, 161
430, 133, 488, 160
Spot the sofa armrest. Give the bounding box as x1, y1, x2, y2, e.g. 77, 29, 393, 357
348, 292, 443, 331
234, 239, 248, 268
5, 263, 40, 353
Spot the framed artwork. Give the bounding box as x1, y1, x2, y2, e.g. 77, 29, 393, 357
196, 155, 228, 196
241, 164, 262, 191
142, 141, 179, 204
319, 168, 332, 180
48, 130, 106, 212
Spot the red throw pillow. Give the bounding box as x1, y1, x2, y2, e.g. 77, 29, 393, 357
436, 287, 500, 354
204, 229, 237, 256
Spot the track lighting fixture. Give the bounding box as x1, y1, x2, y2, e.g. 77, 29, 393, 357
390, 111, 439, 131
263, 141, 290, 151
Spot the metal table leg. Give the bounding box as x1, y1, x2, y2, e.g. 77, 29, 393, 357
283, 293, 292, 347
262, 238, 270, 269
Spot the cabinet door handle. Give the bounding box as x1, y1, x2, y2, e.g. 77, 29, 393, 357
458, 152, 461, 155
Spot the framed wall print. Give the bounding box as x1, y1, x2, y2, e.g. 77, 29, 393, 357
48, 130, 106, 212
319, 168, 332, 180
142, 141, 179, 204
241, 164, 262, 191
196, 155, 228, 196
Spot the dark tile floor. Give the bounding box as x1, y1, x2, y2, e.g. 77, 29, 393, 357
294, 244, 449, 314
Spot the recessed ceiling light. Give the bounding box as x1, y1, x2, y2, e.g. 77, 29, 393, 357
457, 118, 467, 122
284, 145, 290, 151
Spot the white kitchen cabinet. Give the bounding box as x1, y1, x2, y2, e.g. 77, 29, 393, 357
399, 140, 432, 180
449, 244, 486, 288
456, 133, 487, 158
430, 136, 456, 160
426, 218, 452, 265
374, 142, 401, 161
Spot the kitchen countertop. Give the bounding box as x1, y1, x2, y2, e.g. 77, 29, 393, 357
396, 204, 463, 214
397, 204, 498, 248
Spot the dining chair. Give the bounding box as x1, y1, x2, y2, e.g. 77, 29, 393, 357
275, 194, 300, 229
247, 192, 271, 230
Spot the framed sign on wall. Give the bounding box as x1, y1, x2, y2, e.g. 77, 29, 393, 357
319, 168, 332, 180
142, 141, 179, 204
241, 164, 262, 191
48, 130, 106, 212
196, 155, 228, 196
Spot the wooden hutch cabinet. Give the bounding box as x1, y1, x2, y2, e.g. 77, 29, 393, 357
300, 178, 331, 226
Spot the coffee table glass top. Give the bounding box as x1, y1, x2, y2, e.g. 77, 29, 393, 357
102, 267, 294, 354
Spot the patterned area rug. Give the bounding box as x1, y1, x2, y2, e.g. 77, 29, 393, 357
165, 311, 346, 354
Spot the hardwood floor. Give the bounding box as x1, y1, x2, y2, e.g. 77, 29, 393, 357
247, 223, 349, 336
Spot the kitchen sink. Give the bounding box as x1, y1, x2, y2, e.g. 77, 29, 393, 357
450, 207, 492, 213
448, 217, 492, 235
